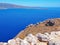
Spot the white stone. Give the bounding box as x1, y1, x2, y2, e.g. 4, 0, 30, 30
49, 40, 55, 45
55, 41, 60, 45
0, 42, 4, 45
8, 39, 17, 45
36, 33, 49, 41
36, 42, 47, 45
44, 33, 50, 36
55, 31, 60, 35
28, 24, 33, 27
24, 34, 38, 44
20, 40, 30, 45
50, 31, 56, 35
1, 31, 60, 45
3, 43, 8, 45
15, 38, 22, 45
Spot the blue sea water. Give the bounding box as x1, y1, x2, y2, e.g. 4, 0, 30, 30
0, 7, 60, 42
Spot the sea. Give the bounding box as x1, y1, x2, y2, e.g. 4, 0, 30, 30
0, 7, 60, 42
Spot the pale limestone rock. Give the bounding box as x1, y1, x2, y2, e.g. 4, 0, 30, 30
55, 31, 60, 36
0, 42, 4, 45
28, 24, 34, 27
15, 38, 22, 45
36, 33, 49, 41
20, 40, 30, 45
44, 33, 50, 36
36, 42, 47, 45
1, 31, 60, 45
48, 40, 55, 45
24, 34, 38, 43
8, 39, 17, 45
48, 37, 60, 45
55, 41, 60, 45
3, 43, 8, 45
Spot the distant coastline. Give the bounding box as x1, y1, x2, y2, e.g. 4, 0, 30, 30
0, 3, 47, 9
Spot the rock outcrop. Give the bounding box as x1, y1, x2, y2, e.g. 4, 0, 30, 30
16, 18, 60, 39
1, 31, 60, 45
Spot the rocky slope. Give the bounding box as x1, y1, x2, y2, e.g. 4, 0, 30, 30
16, 18, 60, 39
1, 31, 60, 45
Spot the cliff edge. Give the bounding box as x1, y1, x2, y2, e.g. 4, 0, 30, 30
15, 18, 60, 39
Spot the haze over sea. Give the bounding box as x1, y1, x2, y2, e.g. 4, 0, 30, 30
0, 7, 60, 42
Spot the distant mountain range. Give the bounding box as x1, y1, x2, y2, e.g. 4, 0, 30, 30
0, 3, 46, 9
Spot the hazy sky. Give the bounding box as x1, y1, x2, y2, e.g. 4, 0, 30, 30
0, 0, 60, 7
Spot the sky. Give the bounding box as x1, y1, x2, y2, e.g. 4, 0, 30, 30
0, 0, 60, 7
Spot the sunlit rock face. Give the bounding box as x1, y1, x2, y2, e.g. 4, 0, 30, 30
1, 31, 60, 45
36, 31, 60, 45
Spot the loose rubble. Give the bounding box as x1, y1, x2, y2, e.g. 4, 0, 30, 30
1, 31, 60, 45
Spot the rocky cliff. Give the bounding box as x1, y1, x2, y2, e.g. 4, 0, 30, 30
16, 18, 60, 39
